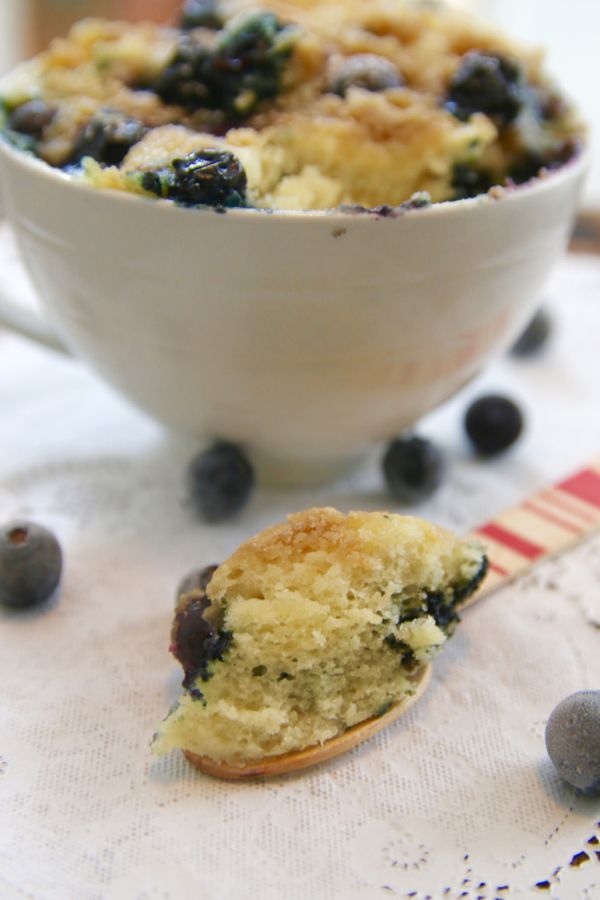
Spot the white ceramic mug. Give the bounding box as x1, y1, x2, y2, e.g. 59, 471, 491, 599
0, 137, 588, 483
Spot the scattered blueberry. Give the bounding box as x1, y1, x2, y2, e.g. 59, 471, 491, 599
180, 0, 223, 30
175, 563, 219, 603
545, 691, 600, 795
329, 54, 403, 97
446, 52, 524, 125
510, 309, 552, 356
186, 441, 255, 522
8, 99, 55, 138
464, 394, 524, 456
0, 521, 62, 610
382, 436, 445, 503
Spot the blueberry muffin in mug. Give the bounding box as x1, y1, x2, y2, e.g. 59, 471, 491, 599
0, 0, 582, 210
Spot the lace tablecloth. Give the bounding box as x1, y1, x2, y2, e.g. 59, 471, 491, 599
1, 230, 599, 899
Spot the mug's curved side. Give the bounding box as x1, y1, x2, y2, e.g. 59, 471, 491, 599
0, 137, 589, 484
0, 283, 69, 353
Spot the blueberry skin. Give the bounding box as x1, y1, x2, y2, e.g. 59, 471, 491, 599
545, 691, 600, 795
8, 100, 55, 138
510, 309, 552, 356
171, 563, 230, 695
329, 54, 403, 97
180, 0, 223, 30
464, 394, 524, 456
171, 150, 247, 208
382, 436, 445, 503
0, 521, 63, 610
446, 52, 523, 125
68, 110, 146, 167
186, 442, 255, 523
175, 564, 219, 603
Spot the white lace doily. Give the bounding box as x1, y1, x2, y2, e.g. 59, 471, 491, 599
1, 228, 599, 899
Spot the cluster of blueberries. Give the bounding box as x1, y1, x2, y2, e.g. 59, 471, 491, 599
3, 0, 567, 209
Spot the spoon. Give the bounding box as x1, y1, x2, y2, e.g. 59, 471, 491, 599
184, 459, 600, 779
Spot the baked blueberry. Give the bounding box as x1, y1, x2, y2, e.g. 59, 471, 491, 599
329, 54, 403, 97
446, 52, 524, 125
171, 149, 247, 207
510, 309, 552, 356
69, 109, 147, 166
153, 35, 213, 108
138, 150, 247, 207
180, 0, 223, 30
171, 587, 231, 693
176, 564, 219, 603
0, 521, 62, 610
186, 442, 255, 522
154, 11, 297, 119
211, 11, 298, 117
8, 99, 55, 138
464, 394, 524, 456
452, 163, 493, 200
382, 436, 445, 503
545, 691, 600, 795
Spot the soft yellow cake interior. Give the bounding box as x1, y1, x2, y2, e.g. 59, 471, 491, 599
153, 508, 487, 764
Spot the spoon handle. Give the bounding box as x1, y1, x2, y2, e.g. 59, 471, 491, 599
463, 458, 600, 607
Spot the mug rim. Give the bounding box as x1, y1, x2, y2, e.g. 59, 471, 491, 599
0, 129, 590, 223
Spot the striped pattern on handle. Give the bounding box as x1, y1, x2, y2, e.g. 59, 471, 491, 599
464, 460, 600, 606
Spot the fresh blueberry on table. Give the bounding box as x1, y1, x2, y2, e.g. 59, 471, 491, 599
0, 521, 63, 610
329, 54, 403, 97
382, 436, 445, 503
186, 442, 255, 523
545, 691, 600, 795
510, 309, 552, 356
464, 394, 524, 456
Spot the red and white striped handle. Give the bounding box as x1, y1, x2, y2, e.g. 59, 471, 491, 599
465, 460, 600, 605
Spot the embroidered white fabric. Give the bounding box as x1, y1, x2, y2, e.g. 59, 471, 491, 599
1, 227, 599, 900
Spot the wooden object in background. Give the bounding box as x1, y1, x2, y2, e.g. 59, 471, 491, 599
25, 0, 179, 54
570, 214, 600, 254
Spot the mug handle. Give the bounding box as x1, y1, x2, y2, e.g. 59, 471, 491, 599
0, 285, 69, 354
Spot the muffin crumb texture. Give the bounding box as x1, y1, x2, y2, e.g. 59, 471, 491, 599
0, 1, 582, 210
154, 507, 487, 764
